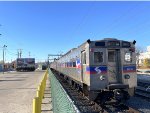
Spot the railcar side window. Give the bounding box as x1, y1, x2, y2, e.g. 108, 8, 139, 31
69, 62, 71, 67
125, 52, 132, 62
73, 62, 76, 67
108, 51, 115, 62
94, 52, 103, 63
65, 63, 67, 67
67, 62, 69, 67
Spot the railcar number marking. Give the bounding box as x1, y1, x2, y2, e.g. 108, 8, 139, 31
126, 68, 134, 71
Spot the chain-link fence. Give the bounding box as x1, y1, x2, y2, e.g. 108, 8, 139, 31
48, 69, 80, 113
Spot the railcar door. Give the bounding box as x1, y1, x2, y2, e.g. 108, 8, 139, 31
107, 49, 122, 83
81, 50, 86, 82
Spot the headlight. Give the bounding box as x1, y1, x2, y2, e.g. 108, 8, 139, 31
124, 74, 130, 79
100, 75, 105, 80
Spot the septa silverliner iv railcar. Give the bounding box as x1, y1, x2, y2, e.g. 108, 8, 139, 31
50, 38, 137, 103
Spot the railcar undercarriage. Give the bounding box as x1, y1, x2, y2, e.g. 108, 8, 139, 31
52, 69, 132, 106
16, 67, 35, 72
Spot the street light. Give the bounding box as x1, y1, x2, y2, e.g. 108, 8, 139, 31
3, 45, 7, 74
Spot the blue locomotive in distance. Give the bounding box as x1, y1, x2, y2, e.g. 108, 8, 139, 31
16, 58, 35, 71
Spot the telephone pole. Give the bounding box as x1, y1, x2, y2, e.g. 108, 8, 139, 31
17, 51, 19, 58
20, 49, 22, 58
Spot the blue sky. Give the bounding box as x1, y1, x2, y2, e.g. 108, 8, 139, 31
0, 1, 150, 62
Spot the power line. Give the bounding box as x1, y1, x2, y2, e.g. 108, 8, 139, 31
100, 5, 139, 37
97, 3, 150, 39
6, 49, 17, 56
115, 4, 150, 38
71, 2, 95, 37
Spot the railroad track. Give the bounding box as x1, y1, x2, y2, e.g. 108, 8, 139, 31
100, 104, 140, 113
52, 70, 103, 113
52, 70, 139, 113
135, 80, 150, 99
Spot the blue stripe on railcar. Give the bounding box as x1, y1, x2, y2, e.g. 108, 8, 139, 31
86, 66, 107, 74
123, 65, 136, 73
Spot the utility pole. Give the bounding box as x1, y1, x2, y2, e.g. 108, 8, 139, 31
3, 45, 7, 74
47, 56, 49, 67
20, 49, 22, 58
17, 50, 19, 58
17, 49, 22, 58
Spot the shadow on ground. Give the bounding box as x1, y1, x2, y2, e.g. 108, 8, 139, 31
41, 81, 53, 113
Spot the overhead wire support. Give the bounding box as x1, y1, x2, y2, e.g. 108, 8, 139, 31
48, 54, 63, 67
48, 54, 62, 57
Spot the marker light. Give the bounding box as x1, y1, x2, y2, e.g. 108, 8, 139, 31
129, 48, 135, 52
100, 75, 105, 80
90, 48, 94, 52
124, 74, 130, 79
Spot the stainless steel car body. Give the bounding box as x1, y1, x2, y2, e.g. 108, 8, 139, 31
50, 38, 137, 99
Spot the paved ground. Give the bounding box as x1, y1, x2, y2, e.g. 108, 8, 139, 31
0, 70, 47, 113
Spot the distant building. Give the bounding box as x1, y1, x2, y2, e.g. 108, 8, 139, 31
139, 46, 150, 66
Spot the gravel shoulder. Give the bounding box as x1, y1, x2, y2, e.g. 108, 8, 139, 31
126, 96, 150, 113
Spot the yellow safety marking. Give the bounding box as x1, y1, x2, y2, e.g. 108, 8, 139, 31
32, 69, 48, 113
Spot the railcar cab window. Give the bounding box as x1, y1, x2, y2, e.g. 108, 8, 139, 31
122, 41, 131, 47
125, 52, 132, 62
94, 52, 103, 63
108, 51, 115, 62
95, 42, 105, 46
107, 41, 120, 47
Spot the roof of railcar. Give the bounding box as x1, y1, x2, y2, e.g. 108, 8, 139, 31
58, 38, 134, 60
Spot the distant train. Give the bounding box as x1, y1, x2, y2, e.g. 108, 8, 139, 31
50, 38, 137, 103
16, 58, 35, 71
42, 64, 47, 70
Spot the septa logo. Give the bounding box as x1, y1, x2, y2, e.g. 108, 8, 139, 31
95, 67, 101, 74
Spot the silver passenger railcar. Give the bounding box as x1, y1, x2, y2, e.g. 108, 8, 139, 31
50, 38, 137, 103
